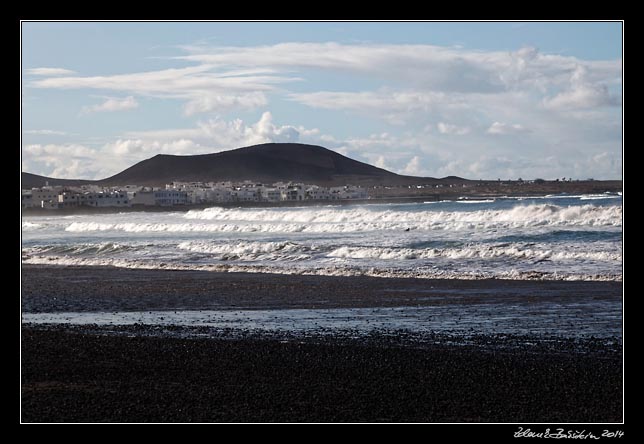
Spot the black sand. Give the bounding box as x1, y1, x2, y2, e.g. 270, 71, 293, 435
21, 265, 623, 423
21, 265, 621, 312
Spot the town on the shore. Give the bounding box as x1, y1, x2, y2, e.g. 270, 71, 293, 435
21, 181, 370, 210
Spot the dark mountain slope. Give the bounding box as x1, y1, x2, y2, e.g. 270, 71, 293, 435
21, 172, 93, 189
97, 143, 423, 186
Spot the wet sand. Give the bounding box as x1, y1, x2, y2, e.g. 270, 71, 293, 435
21, 265, 623, 423
21, 265, 622, 312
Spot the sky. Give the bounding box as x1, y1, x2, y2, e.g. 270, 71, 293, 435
21, 21, 623, 180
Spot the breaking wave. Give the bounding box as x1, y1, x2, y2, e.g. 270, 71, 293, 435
63, 204, 621, 234
183, 204, 623, 229
456, 199, 496, 204
20, 254, 622, 282
176, 240, 315, 261
23, 242, 144, 257
22, 222, 43, 231
22, 199, 622, 282
25, 240, 619, 264
326, 245, 621, 262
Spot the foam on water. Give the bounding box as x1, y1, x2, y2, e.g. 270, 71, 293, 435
22, 222, 43, 231
22, 198, 622, 282
60, 203, 621, 234
326, 245, 621, 262
19, 254, 622, 281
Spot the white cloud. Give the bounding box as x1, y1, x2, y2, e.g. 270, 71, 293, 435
22, 40, 622, 180
24, 114, 405, 179
334, 133, 435, 176
374, 155, 390, 170
437, 122, 470, 135
81, 96, 139, 114
290, 90, 447, 125
23, 143, 95, 157
20, 112, 313, 179
178, 43, 512, 93
279, 44, 618, 126
124, 111, 305, 151
50, 159, 86, 179
23, 129, 68, 136
183, 92, 267, 116
104, 139, 145, 156
31, 64, 300, 115
180, 42, 620, 96
486, 121, 530, 135
402, 156, 424, 175
21, 110, 623, 181
22, 139, 204, 180
29, 42, 620, 119
22, 143, 105, 179
545, 84, 615, 110
543, 65, 620, 111
25, 67, 76, 76
290, 90, 440, 111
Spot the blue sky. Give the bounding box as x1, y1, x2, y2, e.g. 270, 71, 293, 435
22, 21, 622, 180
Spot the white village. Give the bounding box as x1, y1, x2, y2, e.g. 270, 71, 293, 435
21, 181, 369, 210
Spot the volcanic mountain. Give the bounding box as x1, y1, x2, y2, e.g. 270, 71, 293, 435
22, 143, 439, 188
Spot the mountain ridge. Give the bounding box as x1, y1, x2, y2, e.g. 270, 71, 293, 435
22, 143, 447, 188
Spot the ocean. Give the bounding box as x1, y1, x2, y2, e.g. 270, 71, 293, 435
22, 194, 622, 282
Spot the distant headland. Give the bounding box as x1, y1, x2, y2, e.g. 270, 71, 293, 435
21, 142, 622, 214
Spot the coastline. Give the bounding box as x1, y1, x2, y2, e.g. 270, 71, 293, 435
20, 196, 438, 217
21, 179, 622, 216
21, 264, 623, 313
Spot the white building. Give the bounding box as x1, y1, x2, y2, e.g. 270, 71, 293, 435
21, 191, 34, 209
306, 186, 336, 200
282, 184, 306, 201
31, 187, 62, 209
24, 180, 369, 210
206, 188, 232, 203
261, 188, 282, 202
231, 187, 258, 202
59, 190, 130, 208
57, 191, 81, 208
153, 190, 189, 206
130, 190, 156, 206
331, 185, 368, 199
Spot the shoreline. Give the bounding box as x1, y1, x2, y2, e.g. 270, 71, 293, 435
21, 196, 416, 216
21, 264, 623, 312
21, 182, 623, 216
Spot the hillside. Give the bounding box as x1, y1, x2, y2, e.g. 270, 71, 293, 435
95, 143, 426, 187
21, 172, 94, 189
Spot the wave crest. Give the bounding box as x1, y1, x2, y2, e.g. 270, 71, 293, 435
63, 203, 621, 234
177, 240, 314, 261
20, 255, 622, 282
326, 245, 621, 262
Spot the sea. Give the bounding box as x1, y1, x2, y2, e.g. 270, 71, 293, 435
22, 193, 622, 282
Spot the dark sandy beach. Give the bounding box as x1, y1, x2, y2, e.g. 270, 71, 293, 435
21, 265, 623, 423
21, 264, 622, 313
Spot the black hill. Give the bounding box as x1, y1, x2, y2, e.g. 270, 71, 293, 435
21, 172, 93, 190
98, 143, 424, 187
22, 143, 434, 188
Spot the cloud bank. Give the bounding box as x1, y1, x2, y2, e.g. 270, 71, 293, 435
23, 40, 622, 180
81, 96, 139, 115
